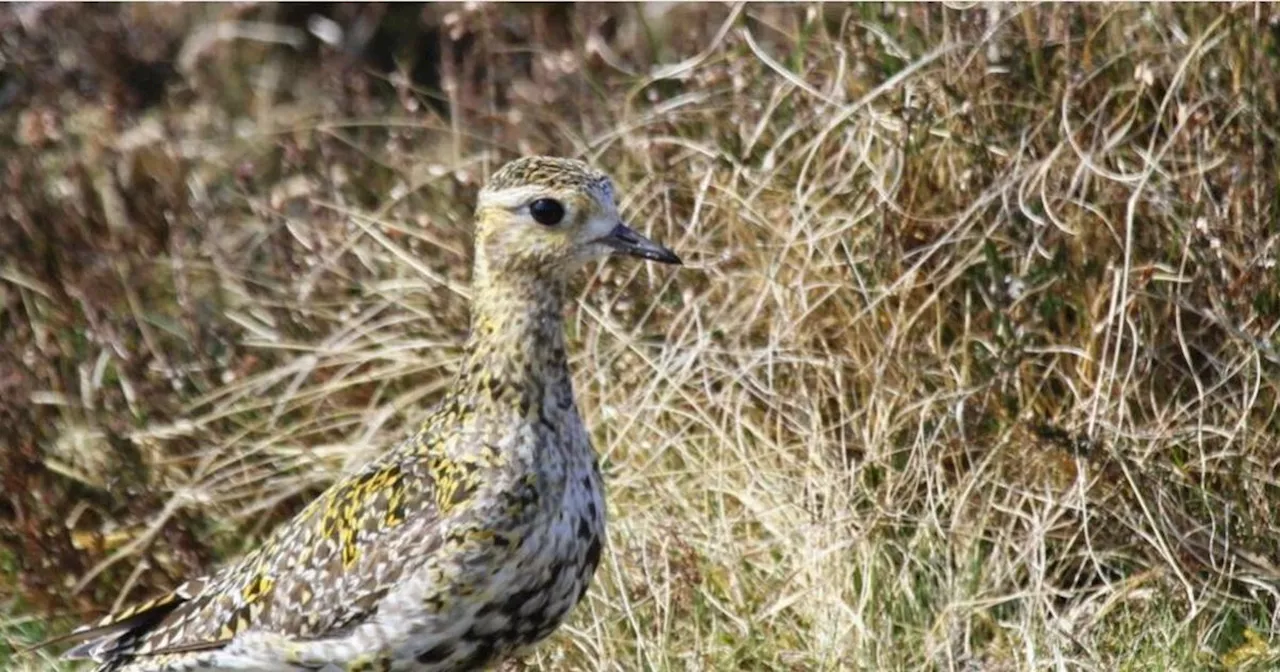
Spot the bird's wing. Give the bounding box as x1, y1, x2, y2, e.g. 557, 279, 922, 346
58, 442, 457, 664
29, 589, 192, 661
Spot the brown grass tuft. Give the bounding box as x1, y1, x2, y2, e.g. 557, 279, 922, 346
4, 3, 1280, 670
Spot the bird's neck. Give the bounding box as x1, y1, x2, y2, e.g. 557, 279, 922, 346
457, 278, 573, 408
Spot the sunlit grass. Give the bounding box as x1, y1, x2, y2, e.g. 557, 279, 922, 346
4, 3, 1280, 671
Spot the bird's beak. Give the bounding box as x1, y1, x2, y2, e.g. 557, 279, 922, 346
597, 223, 682, 265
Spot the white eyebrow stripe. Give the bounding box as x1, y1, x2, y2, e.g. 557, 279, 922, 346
476, 186, 549, 210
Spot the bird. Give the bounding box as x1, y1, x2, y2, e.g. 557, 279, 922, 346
39, 155, 682, 671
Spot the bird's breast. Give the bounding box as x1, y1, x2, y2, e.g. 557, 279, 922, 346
442, 411, 607, 654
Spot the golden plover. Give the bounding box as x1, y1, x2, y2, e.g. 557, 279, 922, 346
47, 156, 682, 671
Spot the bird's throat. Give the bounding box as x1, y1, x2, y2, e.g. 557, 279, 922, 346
458, 278, 573, 411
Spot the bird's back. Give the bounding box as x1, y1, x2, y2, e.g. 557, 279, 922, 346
62, 431, 454, 669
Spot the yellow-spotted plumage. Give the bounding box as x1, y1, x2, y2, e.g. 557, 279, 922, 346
46, 156, 681, 671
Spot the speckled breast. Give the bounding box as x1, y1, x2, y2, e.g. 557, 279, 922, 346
410, 460, 607, 671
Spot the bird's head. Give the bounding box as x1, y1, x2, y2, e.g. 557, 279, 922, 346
472, 156, 681, 286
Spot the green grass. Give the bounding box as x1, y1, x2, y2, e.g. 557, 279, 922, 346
4, 2, 1280, 670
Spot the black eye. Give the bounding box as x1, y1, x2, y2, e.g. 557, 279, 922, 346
529, 198, 565, 226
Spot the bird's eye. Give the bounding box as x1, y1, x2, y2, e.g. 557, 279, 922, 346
529, 199, 566, 226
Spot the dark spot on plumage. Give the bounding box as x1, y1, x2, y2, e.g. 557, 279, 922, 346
456, 640, 498, 671
485, 375, 508, 399
353, 590, 382, 614
577, 516, 591, 540
581, 474, 593, 491
445, 527, 477, 546
528, 606, 549, 630
585, 537, 602, 571
498, 481, 537, 516
221, 603, 254, 638
586, 500, 597, 520
501, 584, 545, 616
534, 622, 559, 643
441, 395, 471, 420
557, 383, 574, 409
449, 478, 478, 508
475, 599, 501, 619
286, 580, 313, 607
518, 387, 536, 417
416, 642, 454, 664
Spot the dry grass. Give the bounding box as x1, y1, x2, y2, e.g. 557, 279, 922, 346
4, 3, 1280, 670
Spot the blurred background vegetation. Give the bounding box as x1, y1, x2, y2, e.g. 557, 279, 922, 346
3, 2, 1280, 670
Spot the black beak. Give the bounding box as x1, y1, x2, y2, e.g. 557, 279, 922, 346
598, 223, 682, 265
